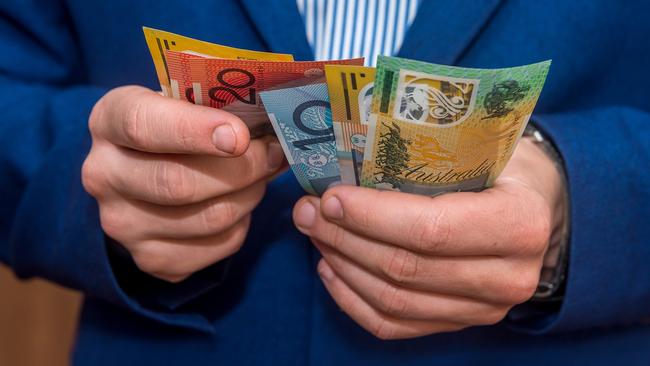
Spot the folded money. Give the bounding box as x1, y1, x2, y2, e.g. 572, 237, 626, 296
144, 27, 551, 198
189, 57, 363, 138
144, 27, 362, 139
143, 27, 293, 97
325, 65, 375, 185
360, 56, 551, 195
260, 84, 340, 196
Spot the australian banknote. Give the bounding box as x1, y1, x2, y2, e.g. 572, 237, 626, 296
361, 56, 551, 195
142, 27, 293, 97
190, 57, 363, 138
260, 83, 339, 196
325, 65, 375, 185
165, 50, 202, 103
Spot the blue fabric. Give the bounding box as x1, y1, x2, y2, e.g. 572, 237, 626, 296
1, 0, 649, 364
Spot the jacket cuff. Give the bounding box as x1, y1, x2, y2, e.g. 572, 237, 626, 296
507, 107, 650, 334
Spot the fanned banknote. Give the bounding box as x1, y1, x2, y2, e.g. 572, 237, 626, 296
166, 50, 203, 103
142, 27, 293, 96
190, 57, 363, 138
361, 56, 551, 195
260, 84, 339, 196
325, 65, 375, 185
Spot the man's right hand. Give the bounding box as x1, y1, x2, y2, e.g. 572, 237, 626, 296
81, 86, 286, 283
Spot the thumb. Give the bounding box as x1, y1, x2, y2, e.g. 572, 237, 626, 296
95, 85, 251, 157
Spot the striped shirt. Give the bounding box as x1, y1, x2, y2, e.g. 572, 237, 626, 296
296, 0, 420, 66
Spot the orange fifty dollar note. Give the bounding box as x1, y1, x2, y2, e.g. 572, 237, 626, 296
189, 57, 364, 138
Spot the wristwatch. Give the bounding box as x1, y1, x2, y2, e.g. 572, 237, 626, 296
523, 123, 570, 301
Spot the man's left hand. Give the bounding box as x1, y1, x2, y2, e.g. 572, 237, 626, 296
292, 138, 566, 340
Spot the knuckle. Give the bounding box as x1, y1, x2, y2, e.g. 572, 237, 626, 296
223, 222, 249, 256
370, 319, 397, 340
326, 224, 348, 251
222, 238, 245, 259
227, 144, 265, 186
501, 270, 539, 304
122, 97, 150, 148
475, 307, 509, 326
151, 161, 197, 204
409, 205, 451, 253
88, 96, 107, 136
200, 200, 236, 234
377, 282, 409, 318
130, 243, 170, 275
511, 213, 551, 256
81, 156, 104, 198
99, 205, 127, 240
174, 117, 200, 153
379, 247, 420, 285
240, 145, 267, 181
214, 215, 251, 259
508, 191, 552, 256
155, 274, 189, 284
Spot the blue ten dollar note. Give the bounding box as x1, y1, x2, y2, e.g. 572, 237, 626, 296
260, 83, 340, 196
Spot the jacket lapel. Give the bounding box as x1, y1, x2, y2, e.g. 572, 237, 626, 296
398, 0, 504, 65
239, 0, 314, 60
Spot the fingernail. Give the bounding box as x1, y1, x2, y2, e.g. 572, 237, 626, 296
294, 200, 316, 230
322, 196, 343, 220
318, 261, 335, 282
267, 141, 285, 171
212, 124, 237, 154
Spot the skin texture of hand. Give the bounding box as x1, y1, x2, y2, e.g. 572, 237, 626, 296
292, 137, 566, 340
82, 86, 286, 283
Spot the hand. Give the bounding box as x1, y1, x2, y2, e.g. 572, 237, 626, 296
82, 86, 286, 282
292, 138, 566, 339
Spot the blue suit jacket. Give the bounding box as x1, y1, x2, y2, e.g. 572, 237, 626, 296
1, 0, 649, 364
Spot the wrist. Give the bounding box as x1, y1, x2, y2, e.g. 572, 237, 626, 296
522, 125, 570, 300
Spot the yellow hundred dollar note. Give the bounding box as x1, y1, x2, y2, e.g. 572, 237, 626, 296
325, 65, 375, 185
143, 27, 293, 97
361, 56, 551, 195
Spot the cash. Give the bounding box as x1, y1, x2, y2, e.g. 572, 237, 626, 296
325, 65, 375, 185
360, 56, 551, 195
260, 84, 339, 195
144, 28, 551, 197
142, 27, 293, 97
188, 56, 363, 137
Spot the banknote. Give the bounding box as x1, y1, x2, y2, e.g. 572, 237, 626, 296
259, 83, 339, 196
325, 65, 376, 185
361, 56, 551, 195
190, 57, 363, 138
325, 65, 376, 125
166, 50, 203, 103
142, 27, 293, 96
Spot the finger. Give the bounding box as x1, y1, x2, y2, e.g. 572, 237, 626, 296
317, 260, 464, 340
311, 220, 525, 303
316, 242, 508, 324
311, 185, 541, 256
102, 136, 284, 205
100, 181, 266, 241
293, 194, 504, 257
295, 197, 539, 304
126, 215, 250, 283
92, 85, 250, 156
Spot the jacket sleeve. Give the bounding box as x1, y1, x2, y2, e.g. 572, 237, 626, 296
0, 1, 219, 332
508, 106, 650, 333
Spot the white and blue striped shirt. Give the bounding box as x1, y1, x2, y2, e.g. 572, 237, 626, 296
296, 0, 421, 66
